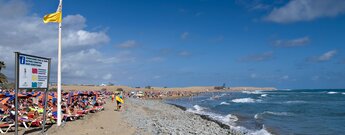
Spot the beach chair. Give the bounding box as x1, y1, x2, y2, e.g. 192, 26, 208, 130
63, 114, 77, 121
0, 123, 14, 134
93, 106, 104, 111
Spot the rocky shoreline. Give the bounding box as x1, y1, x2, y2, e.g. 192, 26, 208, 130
123, 98, 244, 135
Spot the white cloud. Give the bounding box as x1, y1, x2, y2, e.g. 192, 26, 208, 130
0, 0, 28, 18
0, 0, 116, 84
273, 36, 310, 47
308, 50, 337, 62
117, 40, 137, 48
181, 32, 189, 39
265, 0, 345, 23
63, 30, 109, 47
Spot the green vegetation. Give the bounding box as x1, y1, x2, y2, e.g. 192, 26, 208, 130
0, 61, 8, 84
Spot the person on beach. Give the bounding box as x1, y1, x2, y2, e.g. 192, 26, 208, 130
111, 93, 115, 102
115, 94, 124, 111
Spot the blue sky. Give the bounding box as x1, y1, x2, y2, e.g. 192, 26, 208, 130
1, 0, 345, 89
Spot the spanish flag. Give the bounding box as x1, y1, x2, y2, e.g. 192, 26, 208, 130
43, 11, 62, 23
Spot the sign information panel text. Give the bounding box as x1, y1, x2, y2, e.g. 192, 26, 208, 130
18, 54, 49, 89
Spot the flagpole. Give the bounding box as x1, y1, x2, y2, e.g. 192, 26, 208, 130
57, 0, 63, 126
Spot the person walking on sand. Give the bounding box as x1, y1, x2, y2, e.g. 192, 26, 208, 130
111, 93, 115, 102
115, 94, 124, 111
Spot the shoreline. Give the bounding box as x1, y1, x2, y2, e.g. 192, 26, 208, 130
123, 98, 245, 135
167, 103, 233, 130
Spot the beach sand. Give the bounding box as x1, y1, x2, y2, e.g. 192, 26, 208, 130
19, 98, 244, 135
122, 98, 243, 135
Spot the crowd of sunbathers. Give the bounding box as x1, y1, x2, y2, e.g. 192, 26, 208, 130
0, 89, 110, 134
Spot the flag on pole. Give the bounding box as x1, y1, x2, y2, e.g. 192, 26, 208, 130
42, 0, 63, 127
43, 11, 62, 23
43, 1, 62, 24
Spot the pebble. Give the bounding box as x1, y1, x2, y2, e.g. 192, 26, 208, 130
123, 98, 243, 135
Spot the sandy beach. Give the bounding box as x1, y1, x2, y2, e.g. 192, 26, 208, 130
20, 98, 245, 135
17, 99, 135, 135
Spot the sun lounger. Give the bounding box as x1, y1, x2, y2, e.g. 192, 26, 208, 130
0, 123, 14, 134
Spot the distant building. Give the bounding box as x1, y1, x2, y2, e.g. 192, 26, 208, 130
100, 83, 107, 86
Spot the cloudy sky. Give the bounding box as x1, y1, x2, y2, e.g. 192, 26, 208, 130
1, 0, 345, 89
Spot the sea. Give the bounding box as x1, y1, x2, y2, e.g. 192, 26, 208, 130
165, 89, 345, 135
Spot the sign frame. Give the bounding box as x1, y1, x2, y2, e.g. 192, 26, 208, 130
16, 52, 50, 89
14, 52, 51, 134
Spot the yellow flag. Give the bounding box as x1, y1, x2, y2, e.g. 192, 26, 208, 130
43, 11, 62, 23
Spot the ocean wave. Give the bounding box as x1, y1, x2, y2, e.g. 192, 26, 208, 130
280, 89, 292, 91
250, 125, 272, 135
193, 105, 205, 111
232, 98, 256, 103
255, 111, 293, 119
261, 94, 267, 97
254, 114, 260, 119
242, 90, 264, 94
285, 100, 307, 104
221, 93, 228, 96
187, 107, 238, 124
263, 111, 293, 116
187, 106, 271, 135
230, 125, 272, 135
342, 92, 345, 95
327, 91, 338, 94
220, 101, 230, 105
212, 114, 239, 123
208, 95, 224, 100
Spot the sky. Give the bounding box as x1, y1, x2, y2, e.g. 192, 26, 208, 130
0, 0, 345, 89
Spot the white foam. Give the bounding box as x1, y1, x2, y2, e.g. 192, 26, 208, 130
254, 114, 260, 119
261, 94, 267, 97
211, 114, 239, 123
263, 111, 292, 116
327, 91, 338, 94
242, 90, 263, 94
285, 100, 306, 104
187, 107, 272, 135
230, 125, 272, 135
250, 125, 272, 135
232, 98, 256, 103
342, 92, 345, 95
255, 111, 293, 120
187, 107, 238, 124
220, 101, 230, 105
193, 105, 205, 111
